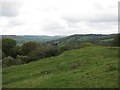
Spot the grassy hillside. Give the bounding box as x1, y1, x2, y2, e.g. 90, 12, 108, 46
3, 46, 119, 88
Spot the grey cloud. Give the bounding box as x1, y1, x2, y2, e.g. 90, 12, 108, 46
62, 16, 83, 23
43, 22, 66, 31
42, 21, 75, 35
87, 21, 117, 31
1, 2, 22, 17
90, 14, 117, 23
63, 13, 117, 24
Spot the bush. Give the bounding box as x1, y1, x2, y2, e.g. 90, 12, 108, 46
28, 48, 46, 61
16, 55, 30, 64
80, 42, 93, 47
2, 55, 30, 67
45, 46, 61, 57
28, 46, 61, 61
59, 45, 78, 52
2, 56, 15, 67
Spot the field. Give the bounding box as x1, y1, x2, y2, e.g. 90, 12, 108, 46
3, 46, 119, 88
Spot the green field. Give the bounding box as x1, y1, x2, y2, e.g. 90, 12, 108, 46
3, 46, 119, 88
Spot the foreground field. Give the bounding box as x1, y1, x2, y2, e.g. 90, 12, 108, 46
3, 46, 119, 88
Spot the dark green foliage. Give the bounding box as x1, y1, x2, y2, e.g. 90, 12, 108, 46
2, 38, 16, 56
45, 46, 61, 57
21, 41, 38, 55
2, 52, 6, 59
28, 46, 61, 61
112, 34, 120, 46
9, 46, 21, 58
28, 47, 46, 60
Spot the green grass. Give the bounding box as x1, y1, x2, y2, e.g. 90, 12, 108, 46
3, 46, 119, 88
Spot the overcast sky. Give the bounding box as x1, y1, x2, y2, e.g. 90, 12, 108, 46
0, 0, 119, 36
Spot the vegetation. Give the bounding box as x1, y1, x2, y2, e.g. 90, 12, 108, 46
3, 46, 119, 88
48, 34, 115, 46
2, 38, 65, 67
21, 41, 38, 55
112, 34, 120, 46
2, 34, 119, 88
2, 34, 119, 67
2, 38, 17, 57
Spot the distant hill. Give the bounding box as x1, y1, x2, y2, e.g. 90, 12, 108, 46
2, 34, 116, 46
3, 46, 118, 88
48, 34, 115, 46
2, 35, 65, 45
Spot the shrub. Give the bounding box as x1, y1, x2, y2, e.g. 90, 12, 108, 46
2, 56, 15, 67
16, 55, 30, 64
28, 46, 61, 61
59, 45, 77, 52
28, 48, 46, 61
80, 42, 93, 47
45, 46, 61, 57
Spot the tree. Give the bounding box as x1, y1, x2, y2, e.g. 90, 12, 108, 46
2, 38, 16, 56
21, 41, 38, 55
9, 46, 21, 58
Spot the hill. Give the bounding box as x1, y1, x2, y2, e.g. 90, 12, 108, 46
3, 46, 118, 88
2, 35, 64, 45
48, 34, 115, 46
2, 34, 115, 46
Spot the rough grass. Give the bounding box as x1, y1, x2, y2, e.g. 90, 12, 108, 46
2, 46, 119, 88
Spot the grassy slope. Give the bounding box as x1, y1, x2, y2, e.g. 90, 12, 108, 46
3, 46, 118, 88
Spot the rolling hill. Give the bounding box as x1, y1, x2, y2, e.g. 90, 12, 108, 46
2, 34, 115, 46
3, 46, 119, 88
2, 35, 65, 45
47, 34, 115, 46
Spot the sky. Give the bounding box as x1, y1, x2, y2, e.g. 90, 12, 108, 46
0, 0, 119, 36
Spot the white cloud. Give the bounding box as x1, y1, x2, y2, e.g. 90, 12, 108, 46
0, 0, 119, 35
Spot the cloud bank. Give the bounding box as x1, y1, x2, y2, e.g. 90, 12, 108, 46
0, 0, 118, 35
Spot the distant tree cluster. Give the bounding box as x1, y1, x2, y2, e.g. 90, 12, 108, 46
2, 38, 67, 67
